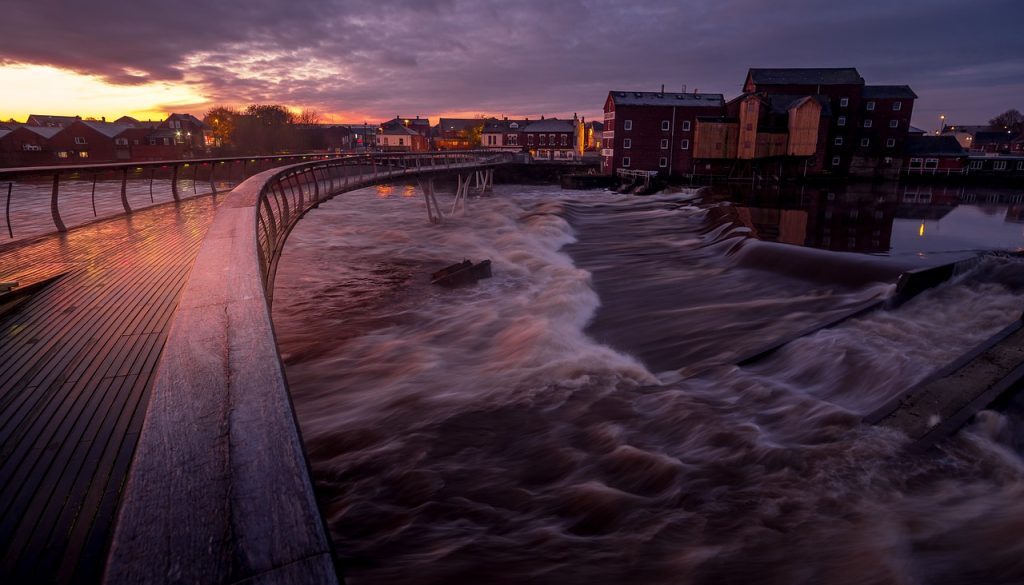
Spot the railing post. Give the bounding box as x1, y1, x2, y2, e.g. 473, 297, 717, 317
120, 167, 132, 214
5, 182, 12, 238
171, 164, 180, 201
209, 163, 217, 195
149, 168, 155, 202
192, 164, 199, 194
50, 172, 66, 233
91, 174, 98, 217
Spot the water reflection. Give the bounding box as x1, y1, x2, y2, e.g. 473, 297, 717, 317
705, 183, 1024, 256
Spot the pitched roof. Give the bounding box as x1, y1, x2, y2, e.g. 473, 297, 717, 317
164, 113, 207, 128
766, 94, 831, 116
521, 118, 577, 133
22, 126, 62, 139
609, 91, 725, 107
863, 85, 917, 99
905, 135, 966, 156
79, 120, 134, 138
747, 68, 864, 86
27, 114, 82, 127
0, 130, 10, 140
380, 125, 422, 136
438, 118, 484, 133
482, 119, 529, 132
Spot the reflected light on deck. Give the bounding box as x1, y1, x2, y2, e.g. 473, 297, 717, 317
919, 222, 925, 237
376, 185, 394, 198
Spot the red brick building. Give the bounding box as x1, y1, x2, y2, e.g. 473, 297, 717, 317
0, 126, 60, 167
522, 117, 583, 161
902, 135, 967, 176
601, 90, 726, 175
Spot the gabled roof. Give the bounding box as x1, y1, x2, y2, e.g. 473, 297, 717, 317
521, 118, 576, 133
905, 135, 966, 156
115, 116, 161, 128
747, 68, 864, 86
22, 126, 62, 139
27, 114, 82, 128
380, 125, 422, 136
0, 130, 10, 140
164, 113, 207, 128
863, 85, 917, 99
79, 120, 134, 138
438, 118, 484, 133
482, 119, 529, 132
909, 126, 928, 135
609, 91, 725, 107
765, 94, 831, 116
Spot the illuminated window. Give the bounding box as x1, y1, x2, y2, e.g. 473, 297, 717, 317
660, 139, 668, 149
681, 120, 691, 131
57, 151, 69, 159
681, 139, 689, 150
659, 157, 668, 167
622, 156, 631, 167
624, 120, 632, 131
116, 138, 128, 146
79, 151, 89, 158
661, 120, 670, 131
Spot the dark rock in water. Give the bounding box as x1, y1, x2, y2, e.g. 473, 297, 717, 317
431, 259, 492, 287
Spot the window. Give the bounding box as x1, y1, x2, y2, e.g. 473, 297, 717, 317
561, 134, 568, 146
659, 157, 668, 168
79, 151, 89, 158
909, 158, 923, 169
163, 137, 170, 145
893, 102, 902, 111
661, 120, 670, 131
832, 156, 841, 166
994, 161, 1007, 170
115, 138, 128, 146
1019, 162, 1024, 171
681, 139, 690, 150
840, 98, 849, 107
540, 135, 546, 145
660, 138, 668, 149
527, 134, 534, 145
866, 101, 876, 111
549, 134, 555, 144
623, 138, 631, 149
925, 158, 939, 169
624, 120, 632, 131
398, 138, 404, 146
57, 151, 69, 159
864, 120, 873, 128
74, 136, 86, 145
970, 160, 983, 169
835, 136, 844, 146
886, 138, 896, 148
681, 120, 691, 131
861, 138, 870, 147
622, 156, 631, 167
508, 134, 518, 146
889, 120, 899, 128
837, 116, 846, 127
148, 138, 157, 145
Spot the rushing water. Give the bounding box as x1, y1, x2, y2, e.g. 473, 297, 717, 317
273, 182, 1024, 585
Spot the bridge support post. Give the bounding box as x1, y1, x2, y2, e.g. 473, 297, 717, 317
419, 178, 443, 224
170, 164, 180, 202
50, 172, 66, 233
120, 167, 132, 214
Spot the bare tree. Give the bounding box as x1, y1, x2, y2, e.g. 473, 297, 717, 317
989, 109, 1024, 133
295, 109, 322, 127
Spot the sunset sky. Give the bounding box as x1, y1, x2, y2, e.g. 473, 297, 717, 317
1, 0, 1021, 127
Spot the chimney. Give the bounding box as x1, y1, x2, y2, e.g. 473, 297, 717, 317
101, 116, 106, 122
660, 84, 665, 95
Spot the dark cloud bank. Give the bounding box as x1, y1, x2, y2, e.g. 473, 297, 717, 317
1, 0, 1021, 124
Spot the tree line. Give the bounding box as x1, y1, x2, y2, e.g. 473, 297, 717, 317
203, 104, 329, 155
988, 109, 1023, 134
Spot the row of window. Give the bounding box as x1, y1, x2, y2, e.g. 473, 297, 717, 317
835, 137, 897, 148
526, 134, 570, 146
969, 160, 1024, 170
837, 117, 901, 129
838, 98, 903, 111
56, 151, 89, 159
621, 138, 690, 150
622, 120, 692, 132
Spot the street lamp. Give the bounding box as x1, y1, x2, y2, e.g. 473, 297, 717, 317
938, 114, 945, 135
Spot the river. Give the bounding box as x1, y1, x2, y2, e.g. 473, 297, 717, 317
272, 180, 1024, 585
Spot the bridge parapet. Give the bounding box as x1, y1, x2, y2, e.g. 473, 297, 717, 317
104, 150, 511, 585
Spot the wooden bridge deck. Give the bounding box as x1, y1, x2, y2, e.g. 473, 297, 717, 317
0, 194, 221, 584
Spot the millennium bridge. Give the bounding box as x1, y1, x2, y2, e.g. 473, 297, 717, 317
2, 150, 1024, 584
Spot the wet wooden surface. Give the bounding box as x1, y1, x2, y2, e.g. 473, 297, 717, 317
0, 194, 220, 584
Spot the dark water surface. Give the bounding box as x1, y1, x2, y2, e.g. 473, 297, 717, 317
273, 182, 1024, 585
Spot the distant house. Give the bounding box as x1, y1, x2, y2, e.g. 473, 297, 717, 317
583, 120, 604, 150
522, 116, 584, 161
434, 118, 485, 150
481, 118, 527, 150
160, 113, 210, 150
48, 120, 137, 163
335, 123, 377, 149
377, 124, 429, 151
973, 130, 1020, 154
26, 114, 82, 128
902, 135, 967, 175
379, 116, 431, 147
0, 126, 61, 166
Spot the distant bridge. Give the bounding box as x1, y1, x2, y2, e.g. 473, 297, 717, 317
0, 151, 511, 585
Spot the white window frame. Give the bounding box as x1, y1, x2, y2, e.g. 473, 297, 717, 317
840, 97, 849, 108
893, 102, 902, 111
866, 101, 876, 111
834, 136, 844, 146
622, 156, 631, 167
864, 119, 873, 128
994, 161, 1007, 170
1018, 162, 1024, 171
624, 120, 632, 131
623, 138, 631, 149
889, 120, 899, 128
886, 138, 896, 148
969, 160, 983, 169
837, 116, 846, 127
831, 156, 841, 166
561, 134, 567, 146
658, 157, 668, 168
660, 138, 668, 149
74, 136, 86, 145
924, 158, 939, 169
115, 138, 128, 146
681, 120, 691, 131
909, 157, 923, 169
681, 139, 690, 150
860, 138, 870, 147
661, 120, 670, 131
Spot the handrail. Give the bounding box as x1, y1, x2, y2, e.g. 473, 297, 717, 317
104, 150, 511, 585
